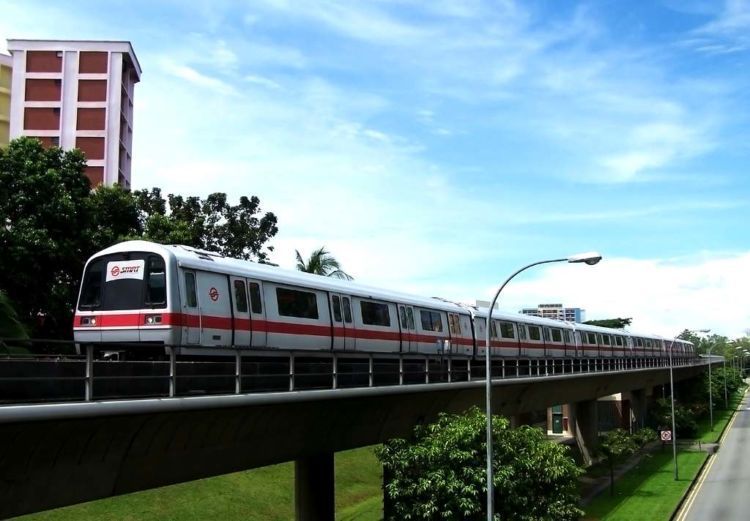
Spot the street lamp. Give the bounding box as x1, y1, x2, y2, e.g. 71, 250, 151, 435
697, 330, 714, 431
668, 335, 679, 481
484, 251, 602, 520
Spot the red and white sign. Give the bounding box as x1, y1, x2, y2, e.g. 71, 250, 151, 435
660, 430, 672, 441
106, 260, 145, 282
209, 287, 219, 301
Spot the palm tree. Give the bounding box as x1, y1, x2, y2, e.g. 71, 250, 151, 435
295, 247, 353, 280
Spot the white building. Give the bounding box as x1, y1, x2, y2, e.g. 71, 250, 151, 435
7, 39, 141, 187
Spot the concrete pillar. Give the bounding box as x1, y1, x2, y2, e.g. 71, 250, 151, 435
573, 400, 599, 467
295, 452, 335, 521
628, 389, 647, 431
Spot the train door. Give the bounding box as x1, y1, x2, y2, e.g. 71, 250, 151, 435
182, 270, 200, 345
331, 293, 355, 351
195, 270, 232, 346
230, 276, 251, 348
398, 305, 416, 352
247, 280, 267, 348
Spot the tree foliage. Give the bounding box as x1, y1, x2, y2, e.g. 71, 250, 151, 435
598, 429, 638, 497
0, 290, 28, 340
583, 318, 632, 329
376, 407, 583, 521
0, 137, 278, 337
295, 247, 352, 280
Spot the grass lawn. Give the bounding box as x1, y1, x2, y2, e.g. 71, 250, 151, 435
16, 446, 383, 521
691, 389, 746, 443
584, 450, 707, 521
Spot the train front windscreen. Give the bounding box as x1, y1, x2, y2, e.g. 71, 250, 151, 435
78, 252, 167, 311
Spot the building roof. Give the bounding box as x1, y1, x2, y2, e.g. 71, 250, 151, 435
6, 39, 141, 79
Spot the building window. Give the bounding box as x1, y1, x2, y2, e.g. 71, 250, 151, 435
76, 137, 105, 160
77, 108, 106, 130
276, 287, 318, 319
78, 79, 108, 102
79, 51, 109, 74
23, 107, 59, 131
25, 79, 61, 102
26, 51, 62, 73
419, 309, 443, 332
84, 166, 104, 186
360, 300, 391, 327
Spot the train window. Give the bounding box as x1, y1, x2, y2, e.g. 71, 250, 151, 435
234, 280, 248, 313
615, 336, 624, 346
145, 256, 167, 307
490, 320, 498, 339
564, 330, 573, 344
636, 338, 643, 347
406, 307, 415, 329
528, 325, 541, 341
277, 287, 319, 319
249, 283, 262, 314
420, 310, 443, 332
332, 295, 343, 322
185, 272, 197, 307
551, 328, 563, 342
79, 259, 104, 309
543, 328, 550, 341
399, 307, 408, 329
602, 335, 611, 346
500, 322, 515, 339
449, 314, 462, 335
518, 325, 527, 340
342, 297, 353, 323
361, 300, 391, 327
587, 332, 597, 344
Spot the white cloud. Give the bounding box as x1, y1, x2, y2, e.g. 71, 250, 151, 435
489, 253, 750, 339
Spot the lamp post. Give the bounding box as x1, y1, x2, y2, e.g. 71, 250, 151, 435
697, 330, 714, 431
484, 251, 602, 520
668, 335, 678, 481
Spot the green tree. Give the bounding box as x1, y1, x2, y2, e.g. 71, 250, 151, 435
295, 247, 353, 279
0, 137, 91, 336
0, 137, 279, 338
135, 189, 278, 262
583, 318, 632, 329
0, 290, 28, 341
598, 429, 638, 497
376, 407, 583, 521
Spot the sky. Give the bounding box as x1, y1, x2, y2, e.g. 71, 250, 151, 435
2, 0, 749, 338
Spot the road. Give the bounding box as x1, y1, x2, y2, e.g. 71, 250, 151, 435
679, 390, 750, 521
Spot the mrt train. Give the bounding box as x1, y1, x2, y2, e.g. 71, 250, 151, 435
73, 241, 695, 361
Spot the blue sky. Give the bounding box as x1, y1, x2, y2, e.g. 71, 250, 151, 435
2, 0, 749, 337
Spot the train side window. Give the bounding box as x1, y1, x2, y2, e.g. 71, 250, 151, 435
249, 283, 262, 314
145, 256, 167, 307
602, 334, 611, 346
185, 272, 197, 308
543, 328, 551, 341
399, 306, 407, 329
528, 325, 541, 341
500, 322, 515, 339
615, 336, 624, 346
518, 325, 527, 340
490, 320, 498, 339
277, 287, 319, 319
420, 310, 443, 332
342, 297, 353, 323
406, 307, 415, 329
551, 328, 562, 342
332, 295, 343, 322
564, 330, 573, 343
361, 300, 391, 326
234, 280, 248, 313
587, 332, 597, 344
449, 314, 461, 335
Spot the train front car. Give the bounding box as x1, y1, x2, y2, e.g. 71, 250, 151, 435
74, 241, 179, 356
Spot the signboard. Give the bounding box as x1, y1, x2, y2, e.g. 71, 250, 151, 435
106, 260, 145, 282
660, 430, 672, 442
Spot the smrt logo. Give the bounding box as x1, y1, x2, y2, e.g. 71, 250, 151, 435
209, 287, 219, 301
110, 265, 140, 278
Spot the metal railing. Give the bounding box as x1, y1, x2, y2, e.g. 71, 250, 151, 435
0, 338, 709, 406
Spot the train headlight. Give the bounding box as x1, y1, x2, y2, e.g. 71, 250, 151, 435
144, 314, 163, 325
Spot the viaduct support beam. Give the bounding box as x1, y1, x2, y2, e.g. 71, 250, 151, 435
295, 452, 335, 521
573, 399, 599, 467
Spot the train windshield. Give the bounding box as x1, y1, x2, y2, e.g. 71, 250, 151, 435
78, 252, 167, 311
